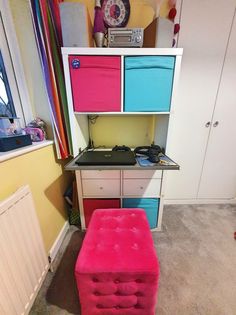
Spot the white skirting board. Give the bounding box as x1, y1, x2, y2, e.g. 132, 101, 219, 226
48, 220, 69, 270
164, 198, 236, 205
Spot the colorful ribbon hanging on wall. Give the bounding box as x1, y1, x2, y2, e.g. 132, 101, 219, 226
30, 0, 72, 159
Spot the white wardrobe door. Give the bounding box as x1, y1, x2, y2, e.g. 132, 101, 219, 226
198, 12, 236, 199
165, 0, 236, 199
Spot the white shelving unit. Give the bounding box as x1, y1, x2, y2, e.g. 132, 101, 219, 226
63, 47, 183, 230
62, 47, 183, 156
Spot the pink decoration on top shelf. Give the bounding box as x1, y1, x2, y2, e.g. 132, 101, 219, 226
93, 0, 105, 47
168, 7, 177, 20
174, 23, 180, 34
94, 2, 105, 33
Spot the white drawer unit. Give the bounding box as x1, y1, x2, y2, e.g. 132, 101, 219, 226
82, 179, 120, 196
123, 179, 161, 197
123, 170, 162, 179
81, 170, 120, 179
74, 167, 171, 231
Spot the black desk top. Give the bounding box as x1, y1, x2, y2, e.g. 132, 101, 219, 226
65, 152, 180, 171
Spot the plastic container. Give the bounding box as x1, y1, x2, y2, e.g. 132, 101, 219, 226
124, 56, 175, 112
123, 198, 159, 229
69, 55, 121, 112
83, 198, 120, 228
0, 117, 22, 137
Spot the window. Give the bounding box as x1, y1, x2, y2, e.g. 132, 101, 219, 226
0, 0, 32, 125
0, 50, 16, 117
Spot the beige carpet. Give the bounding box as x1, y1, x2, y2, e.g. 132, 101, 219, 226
30, 204, 236, 315
154, 204, 236, 315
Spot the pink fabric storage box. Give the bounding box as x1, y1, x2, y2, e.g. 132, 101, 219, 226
83, 199, 120, 228
75, 208, 159, 315
69, 55, 121, 112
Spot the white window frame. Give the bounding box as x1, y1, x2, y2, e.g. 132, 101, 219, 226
0, 0, 33, 125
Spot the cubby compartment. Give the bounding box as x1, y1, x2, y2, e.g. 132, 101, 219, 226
88, 115, 155, 148
124, 56, 175, 112
123, 198, 159, 229
83, 198, 120, 228
69, 55, 121, 112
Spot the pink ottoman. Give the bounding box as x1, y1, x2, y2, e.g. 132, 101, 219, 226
75, 208, 159, 315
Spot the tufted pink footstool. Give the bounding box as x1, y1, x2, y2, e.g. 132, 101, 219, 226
75, 208, 159, 315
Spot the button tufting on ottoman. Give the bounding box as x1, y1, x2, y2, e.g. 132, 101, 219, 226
75, 208, 159, 315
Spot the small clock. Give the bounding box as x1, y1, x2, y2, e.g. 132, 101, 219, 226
101, 0, 130, 28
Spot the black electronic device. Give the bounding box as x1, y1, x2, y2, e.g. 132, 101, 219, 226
134, 144, 162, 163
75, 150, 136, 166
112, 145, 131, 152
108, 28, 144, 47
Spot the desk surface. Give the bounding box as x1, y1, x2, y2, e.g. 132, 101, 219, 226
65, 152, 180, 171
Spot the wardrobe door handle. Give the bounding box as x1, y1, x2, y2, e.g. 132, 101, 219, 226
205, 121, 211, 128
213, 121, 219, 127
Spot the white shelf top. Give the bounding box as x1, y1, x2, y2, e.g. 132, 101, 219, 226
62, 47, 183, 57
0, 140, 54, 163
74, 111, 171, 115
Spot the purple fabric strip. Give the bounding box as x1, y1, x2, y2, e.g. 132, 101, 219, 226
94, 7, 105, 33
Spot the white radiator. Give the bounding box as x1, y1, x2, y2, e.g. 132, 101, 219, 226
0, 185, 49, 315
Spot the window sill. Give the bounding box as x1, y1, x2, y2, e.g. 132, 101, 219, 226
0, 140, 54, 163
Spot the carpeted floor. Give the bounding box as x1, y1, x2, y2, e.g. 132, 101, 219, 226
29, 204, 236, 315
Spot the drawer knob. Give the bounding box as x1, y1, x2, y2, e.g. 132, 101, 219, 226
99, 187, 103, 190
140, 186, 144, 190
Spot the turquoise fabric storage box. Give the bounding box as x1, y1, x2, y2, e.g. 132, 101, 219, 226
123, 198, 159, 229
124, 56, 175, 112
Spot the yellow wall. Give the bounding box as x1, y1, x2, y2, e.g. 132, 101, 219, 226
65, 0, 171, 29
0, 145, 72, 253
90, 115, 155, 148
65, 0, 155, 29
